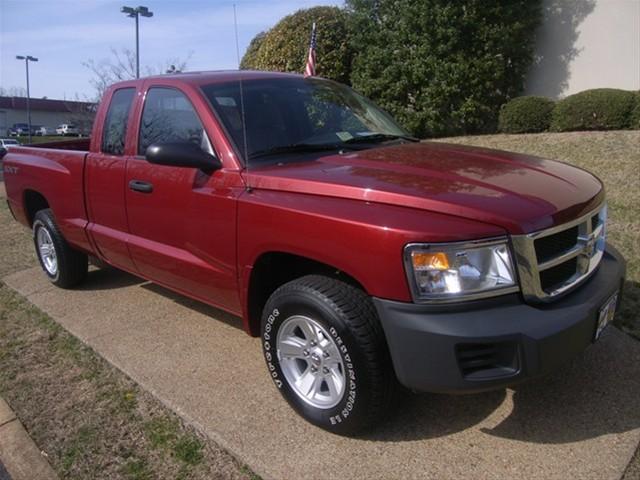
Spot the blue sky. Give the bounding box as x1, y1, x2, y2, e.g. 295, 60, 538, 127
0, 0, 342, 100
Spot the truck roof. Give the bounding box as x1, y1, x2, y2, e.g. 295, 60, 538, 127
112, 70, 306, 90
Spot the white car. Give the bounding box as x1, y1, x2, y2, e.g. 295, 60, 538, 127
56, 124, 79, 136
34, 126, 50, 136
0, 138, 20, 148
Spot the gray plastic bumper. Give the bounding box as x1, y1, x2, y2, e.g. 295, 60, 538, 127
373, 244, 626, 393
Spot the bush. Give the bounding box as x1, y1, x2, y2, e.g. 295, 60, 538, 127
498, 96, 555, 133
631, 93, 640, 129
551, 88, 637, 132
239, 31, 266, 70
347, 0, 542, 137
240, 7, 353, 84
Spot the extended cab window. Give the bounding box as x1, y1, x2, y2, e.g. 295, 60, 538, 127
101, 88, 135, 155
138, 88, 211, 155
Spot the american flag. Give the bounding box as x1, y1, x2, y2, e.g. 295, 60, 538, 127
304, 22, 317, 77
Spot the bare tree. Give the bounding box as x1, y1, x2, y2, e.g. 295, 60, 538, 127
83, 48, 192, 101
0, 86, 28, 97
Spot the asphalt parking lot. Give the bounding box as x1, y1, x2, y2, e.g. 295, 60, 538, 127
4, 265, 640, 480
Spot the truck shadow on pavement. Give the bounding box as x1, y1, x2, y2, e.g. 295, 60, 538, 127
367, 325, 640, 443
78, 267, 146, 290
80, 267, 246, 332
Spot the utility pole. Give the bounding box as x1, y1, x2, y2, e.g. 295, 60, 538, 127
15, 55, 38, 143
120, 6, 154, 78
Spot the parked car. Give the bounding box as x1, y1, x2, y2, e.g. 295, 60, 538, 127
0, 72, 626, 435
0, 138, 20, 148
55, 124, 79, 136
7, 123, 31, 137
33, 125, 49, 136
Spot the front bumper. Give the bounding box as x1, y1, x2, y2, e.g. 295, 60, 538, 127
373, 244, 626, 393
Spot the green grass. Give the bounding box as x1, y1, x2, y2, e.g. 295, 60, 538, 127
436, 131, 640, 338
173, 436, 205, 466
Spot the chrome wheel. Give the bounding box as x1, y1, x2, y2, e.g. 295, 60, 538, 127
37, 227, 57, 276
276, 315, 346, 409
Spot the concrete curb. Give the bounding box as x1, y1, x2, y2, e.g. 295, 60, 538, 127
0, 398, 58, 480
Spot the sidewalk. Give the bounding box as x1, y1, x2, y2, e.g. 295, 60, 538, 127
0, 398, 58, 480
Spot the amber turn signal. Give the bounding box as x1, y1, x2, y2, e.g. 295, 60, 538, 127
411, 251, 450, 270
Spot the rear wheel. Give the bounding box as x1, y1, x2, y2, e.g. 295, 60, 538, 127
33, 209, 88, 288
261, 275, 397, 435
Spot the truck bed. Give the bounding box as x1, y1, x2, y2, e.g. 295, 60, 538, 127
24, 137, 91, 151
3, 143, 93, 255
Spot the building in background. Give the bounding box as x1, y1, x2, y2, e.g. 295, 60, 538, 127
0, 96, 96, 136
526, 0, 640, 98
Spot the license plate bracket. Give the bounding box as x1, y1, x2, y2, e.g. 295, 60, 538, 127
595, 292, 619, 341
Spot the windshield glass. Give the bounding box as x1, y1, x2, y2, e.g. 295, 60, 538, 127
201, 77, 409, 165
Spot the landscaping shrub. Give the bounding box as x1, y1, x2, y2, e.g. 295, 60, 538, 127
240, 7, 353, 84
632, 92, 640, 129
347, 0, 542, 137
239, 31, 266, 70
551, 88, 637, 132
498, 96, 555, 133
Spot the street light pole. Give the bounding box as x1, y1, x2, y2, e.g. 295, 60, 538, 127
15, 55, 38, 143
121, 6, 153, 79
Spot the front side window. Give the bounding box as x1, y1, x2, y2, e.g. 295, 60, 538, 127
138, 87, 210, 155
101, 88, 135, 155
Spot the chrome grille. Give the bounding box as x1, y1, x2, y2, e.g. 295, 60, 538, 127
511, 204, 607, 302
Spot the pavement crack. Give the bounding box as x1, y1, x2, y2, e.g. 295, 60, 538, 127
0, 418, 17, 429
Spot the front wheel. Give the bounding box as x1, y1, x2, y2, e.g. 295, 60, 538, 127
33, 209, 88, 288
261, 275, 397, 435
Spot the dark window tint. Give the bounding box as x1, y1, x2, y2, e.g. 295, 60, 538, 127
138, 88, 207, 155
101, 88, 135, 155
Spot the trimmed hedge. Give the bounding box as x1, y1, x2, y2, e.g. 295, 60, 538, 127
632, 92, 640, 129
551, 88, 637, 132
239, 31, 266, 70
347, 0, 542, 137
498, 96, 555, 133
240, 7, 353, 83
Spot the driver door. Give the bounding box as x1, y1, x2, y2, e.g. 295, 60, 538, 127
125, 86, 240, 312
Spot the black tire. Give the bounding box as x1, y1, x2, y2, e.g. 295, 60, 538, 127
261, 275, 397, 435
33, 209, 88, 288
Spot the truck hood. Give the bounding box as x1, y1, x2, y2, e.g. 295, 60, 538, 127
243, 141, 604, 234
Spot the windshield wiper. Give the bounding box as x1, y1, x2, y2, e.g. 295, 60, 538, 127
248, 143, 355, 159
342, 133, 419, 144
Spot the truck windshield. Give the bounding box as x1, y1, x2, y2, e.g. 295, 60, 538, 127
201, 77, 411, 165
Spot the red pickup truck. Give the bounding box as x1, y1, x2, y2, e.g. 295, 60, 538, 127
1, 71, 625, 435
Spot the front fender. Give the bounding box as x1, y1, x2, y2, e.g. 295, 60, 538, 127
237, 189, 505, 303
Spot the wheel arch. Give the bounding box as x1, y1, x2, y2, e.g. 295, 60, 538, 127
23, 189, 50, 227
245, 251, 368, 337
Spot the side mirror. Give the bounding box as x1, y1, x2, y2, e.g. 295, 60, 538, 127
0, 147, 6, 160
145, 142, 222, 171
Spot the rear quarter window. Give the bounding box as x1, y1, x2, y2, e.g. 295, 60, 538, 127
101, 88, 136, 155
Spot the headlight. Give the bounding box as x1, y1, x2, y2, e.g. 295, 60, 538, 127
404, 238, 519, 303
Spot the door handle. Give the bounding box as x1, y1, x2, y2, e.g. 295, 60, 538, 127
128, 180, 153, 193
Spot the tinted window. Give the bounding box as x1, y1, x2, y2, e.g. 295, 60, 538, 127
138, 88, 208, 155
101, 88, 135, 155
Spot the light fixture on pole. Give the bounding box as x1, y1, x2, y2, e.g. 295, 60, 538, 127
15, 55, 38, 143
121, 5, 154, 78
